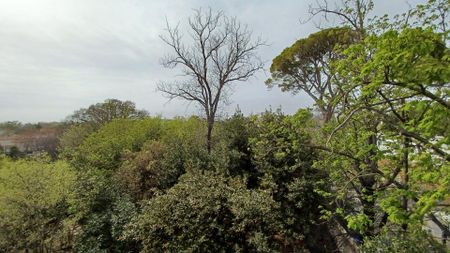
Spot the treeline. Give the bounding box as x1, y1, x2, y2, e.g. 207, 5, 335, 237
0, 122, 63, 136
0, 0, 449, 252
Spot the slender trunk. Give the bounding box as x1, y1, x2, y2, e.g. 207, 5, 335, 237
206, 118, 214, 153
323, 107, 334, 123
317, 104, 333, 124
355, 0, 366, 39
329, 217, 360, 253
361, 181, 376, 236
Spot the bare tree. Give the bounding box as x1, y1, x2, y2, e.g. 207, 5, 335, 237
307, 0, 374, 39
158, 8, 264, 152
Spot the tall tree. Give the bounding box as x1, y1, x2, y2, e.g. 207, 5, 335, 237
314, 0, 450, 246
335, 25, 450, 238
158, 8, 264, 152
267, 27, 357, 122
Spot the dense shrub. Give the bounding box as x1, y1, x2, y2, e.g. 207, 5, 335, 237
249, 109, 335, 251
71, 118, 163, 170
0, 155, 76, 252
126, 171, 286, 252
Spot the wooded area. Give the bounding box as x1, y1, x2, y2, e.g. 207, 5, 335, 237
0, 0, 449, 252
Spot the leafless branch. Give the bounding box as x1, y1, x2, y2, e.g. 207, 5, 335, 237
158, 8, 264, 151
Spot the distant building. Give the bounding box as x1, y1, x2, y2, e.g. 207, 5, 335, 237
0, 128, 62, 155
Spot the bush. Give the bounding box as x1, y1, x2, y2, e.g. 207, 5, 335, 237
249, 109, 334, 251
116, 140, 184, 200
126, 171, 286, 252
0, 156, 76, 252
71, 118, 163, 170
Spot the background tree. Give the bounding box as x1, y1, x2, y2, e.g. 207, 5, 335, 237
60, 99, 149, 160
0, 121, 23, 135
67, 99, 148, 128
158, 8, 264, 152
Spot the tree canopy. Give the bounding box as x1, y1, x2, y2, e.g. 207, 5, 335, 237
67, 99, 148, 128
1, 1, 449, 252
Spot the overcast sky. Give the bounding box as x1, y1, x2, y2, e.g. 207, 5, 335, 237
0, 0, 422, 122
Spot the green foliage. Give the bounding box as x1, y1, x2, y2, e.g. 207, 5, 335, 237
160, 116, 209, 170
67, 116, 209, 252
408, 0, 449, 32
345, 213, 373, 234
68, 168, 139, 253
216, 109, 256, 180
3, 2, 449, 252
264, 2, 450, 249
250, 109, 315, 182
360, 226, 447, 253
72, 118, 163, 170
295, 2, 450, 243
0, 155, 76, 252
116, 140, 184, 200
62, 118, 165, 252
126, 171, 285, 253
59, 123, 96, 160
338, 28, 449, 97
249, 109, 334, 251
267, 27, 358, 120
334, 25, 450, 228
